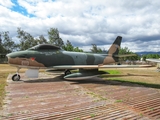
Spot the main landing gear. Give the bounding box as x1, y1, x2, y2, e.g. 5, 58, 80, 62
65, 70, 71, 76
12, 67, 21, 81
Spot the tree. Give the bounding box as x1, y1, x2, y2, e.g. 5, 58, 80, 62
62, 40, 83, 52
142, 54, 147, 61
146, 54, 160, 59
17, 28, 36, 50
90, 44, 102, 53
119, 47, 131, 55
17, 28, 47, 50
0, 31, 16, 53
0, 34, 4, 53
73, 47, 83, 52
0, 34, 2, 45
38, 35, 48, 44
34, 35, 48, 45
119, 47, 139, 61
48, 28, 64, 47
62, 40, 74, 51
0, 44, 5, 53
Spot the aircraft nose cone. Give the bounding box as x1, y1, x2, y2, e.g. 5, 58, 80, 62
5, 51, 28, 65
6, 53, 11, 64
6, 53, 10, 57
6, 52, 18, 64
6, 53, 14, 58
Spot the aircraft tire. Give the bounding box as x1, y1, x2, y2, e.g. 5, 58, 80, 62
65, 70, 71, 76
12, 74, 20, 81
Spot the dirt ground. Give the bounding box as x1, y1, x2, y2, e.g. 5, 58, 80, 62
103, 67, 160, 86
0, 67, 160, 120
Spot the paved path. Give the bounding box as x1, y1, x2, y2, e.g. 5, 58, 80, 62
0, 73, 159, 120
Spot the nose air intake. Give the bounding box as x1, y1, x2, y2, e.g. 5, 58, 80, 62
6, 53, 9, 57
6, 54, 10, 64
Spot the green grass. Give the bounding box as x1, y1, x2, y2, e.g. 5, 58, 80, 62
90, 114, 96, 117
107, 78, 160, 89
74, 118, 81, 120
0, 64, 26, 109
99, 69, 160, 89
0, 64, 45, 109
115, 99, 123, 103
100, 69, 121, 74
0, 72, 7, 109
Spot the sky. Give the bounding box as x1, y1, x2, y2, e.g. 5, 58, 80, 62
0, 0, 160, 52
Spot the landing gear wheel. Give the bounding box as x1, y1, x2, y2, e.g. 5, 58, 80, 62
65, 70, 71, 76
12, 74, 20, 81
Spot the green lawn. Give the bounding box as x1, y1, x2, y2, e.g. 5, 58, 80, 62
0, 64, 25, 109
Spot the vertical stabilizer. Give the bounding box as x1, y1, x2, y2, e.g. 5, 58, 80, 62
107, 36, 122, 55
100, 36, 122, 65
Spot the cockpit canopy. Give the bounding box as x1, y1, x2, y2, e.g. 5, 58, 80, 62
27, 44, 61, 51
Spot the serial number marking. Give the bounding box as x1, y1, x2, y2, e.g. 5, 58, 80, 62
21, 60, 29, 66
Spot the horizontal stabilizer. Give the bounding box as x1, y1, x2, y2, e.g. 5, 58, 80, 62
114, 54, 137, 57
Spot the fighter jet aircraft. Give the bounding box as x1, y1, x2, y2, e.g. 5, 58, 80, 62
146, 59, 160, 63
146, 59, 160, 72
6, 36, 149, 81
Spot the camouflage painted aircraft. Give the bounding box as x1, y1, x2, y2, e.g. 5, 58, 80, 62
6, 36, 149, 81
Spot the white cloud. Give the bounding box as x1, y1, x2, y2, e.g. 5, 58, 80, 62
0, 0, 14, 8
0, 0, 160, 52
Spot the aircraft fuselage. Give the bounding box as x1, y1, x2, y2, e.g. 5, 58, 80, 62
7, 49, 115, 68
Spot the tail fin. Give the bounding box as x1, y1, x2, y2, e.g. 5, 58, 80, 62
99, 36, 122, 65
107, 36, 122, 55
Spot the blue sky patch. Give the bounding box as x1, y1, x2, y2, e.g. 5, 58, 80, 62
11, 0, 34, 17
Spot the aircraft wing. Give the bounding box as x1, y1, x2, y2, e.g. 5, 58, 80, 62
52, 64, 151, 80
146, 59, 160, 63
52, 64, 151, 69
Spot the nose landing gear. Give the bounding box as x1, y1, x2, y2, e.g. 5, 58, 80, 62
12, 67, 21, 81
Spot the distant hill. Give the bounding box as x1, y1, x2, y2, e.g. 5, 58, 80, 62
136, 52, 160, 55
